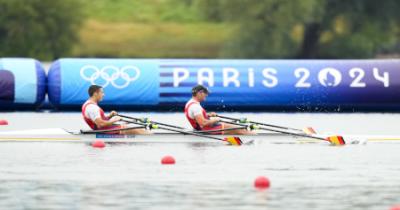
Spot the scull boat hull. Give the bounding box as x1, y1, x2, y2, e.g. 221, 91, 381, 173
0, 128, 399, 145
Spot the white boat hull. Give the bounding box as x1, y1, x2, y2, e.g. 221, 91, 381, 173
0, 128, 399, 145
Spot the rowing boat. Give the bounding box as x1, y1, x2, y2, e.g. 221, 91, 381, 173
0, 128, 399, 145
0, 128, 283, 144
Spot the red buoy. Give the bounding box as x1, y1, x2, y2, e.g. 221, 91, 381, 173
390, 205, 400, 210
92, 140, 106, 148
161, 155, 175, 165
0, 120, 8, 125
254, 176, 270, 189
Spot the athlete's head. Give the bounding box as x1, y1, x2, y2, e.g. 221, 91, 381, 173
192, 85, 209, 102
88, 85, 104, 101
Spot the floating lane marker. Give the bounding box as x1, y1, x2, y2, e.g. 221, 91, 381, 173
161, 155, 175, 165
254, 176, 270, 190
0, 120, 8, 125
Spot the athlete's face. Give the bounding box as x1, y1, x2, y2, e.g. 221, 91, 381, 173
95, 88, 105, 102
196, 91, 208, 102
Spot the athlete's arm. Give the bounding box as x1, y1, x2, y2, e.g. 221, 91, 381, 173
94, 116, 121, 128
194, 114, 219, 128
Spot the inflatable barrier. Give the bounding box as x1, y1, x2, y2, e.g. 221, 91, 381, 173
47, 58, 400, 111
0, 58, 46, 109
48, 59, 159, 108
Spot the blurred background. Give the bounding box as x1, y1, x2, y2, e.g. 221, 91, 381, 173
1, 0, 400, 60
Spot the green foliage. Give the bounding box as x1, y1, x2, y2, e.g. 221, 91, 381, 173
0, 0, 84, 60
316, 0, 400, 58
1, 0, 398, 59
198, 0, 400, 58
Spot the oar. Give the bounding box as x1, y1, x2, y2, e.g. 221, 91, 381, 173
123, 119, 243, 146
193, 126, 249, 134
119, 114, 250, 135
220, 120, 345, 145
80, 125, 146, 134
216, 115, 316, 134
118, 114, 184, 130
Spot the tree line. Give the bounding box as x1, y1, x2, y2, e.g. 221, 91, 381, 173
0, 0, 399, 59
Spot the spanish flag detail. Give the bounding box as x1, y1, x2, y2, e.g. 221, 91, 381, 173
326, 136, 345, 145
224, 137, 243, 146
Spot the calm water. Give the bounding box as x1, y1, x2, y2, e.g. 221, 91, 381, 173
0, 112, 399, 210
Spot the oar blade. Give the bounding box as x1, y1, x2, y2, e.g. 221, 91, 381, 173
224, 137, 243, 146
303, 127, 317, 135
326, 136, 346, 145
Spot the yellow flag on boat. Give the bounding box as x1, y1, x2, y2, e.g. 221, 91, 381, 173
224, 137, 243, 146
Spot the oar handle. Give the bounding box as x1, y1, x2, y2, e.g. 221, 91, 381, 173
158, 125, 227, 141
217, 115, 248, 123
193, 126, 248, 134
118, 114, 184, 130
120, 119, 159, 130
219, 120, 255, 129
127, 119, 227, 141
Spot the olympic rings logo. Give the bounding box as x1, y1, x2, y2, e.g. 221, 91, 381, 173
80, 65, 141, 89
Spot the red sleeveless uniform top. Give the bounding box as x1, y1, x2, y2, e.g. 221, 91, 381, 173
82, 101, 109, 130
184, 100, 209, 130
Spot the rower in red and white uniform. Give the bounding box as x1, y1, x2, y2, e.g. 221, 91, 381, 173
184, 85, 254, 135
82, 85, 150, 134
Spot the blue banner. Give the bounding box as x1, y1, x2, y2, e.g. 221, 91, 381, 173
48, 58, 159, 106
159, 59, 400, 108
47, 59, 400, 110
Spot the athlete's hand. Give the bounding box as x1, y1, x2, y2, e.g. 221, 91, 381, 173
208, 112, 217, 117
110, 116, 121, 123
109, 111, 118, 117
210, 117, 220, 123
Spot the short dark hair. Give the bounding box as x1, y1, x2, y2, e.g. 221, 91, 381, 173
192, 85, 209, 96
88, 85, 102, 97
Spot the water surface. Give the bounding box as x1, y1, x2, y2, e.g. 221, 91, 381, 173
0, 112, 399, 210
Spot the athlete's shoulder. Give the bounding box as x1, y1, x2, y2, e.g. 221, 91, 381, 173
83, 100, 95, 106
186, 99, 200, 105
187, 101, 202, 111
84, 102, 100, 112
185, 99, 196, 107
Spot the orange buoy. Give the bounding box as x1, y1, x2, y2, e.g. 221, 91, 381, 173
92, 140, 106, 148
161, 155, 175, 165
254, 176, 270, 189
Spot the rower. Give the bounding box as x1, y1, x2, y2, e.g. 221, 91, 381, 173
82, 85, 150, 134
184, 85, 254, 135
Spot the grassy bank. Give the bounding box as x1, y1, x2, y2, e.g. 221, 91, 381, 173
81, 0, 202, 23
70, 0, 231, 58
72, 19, 231, 58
